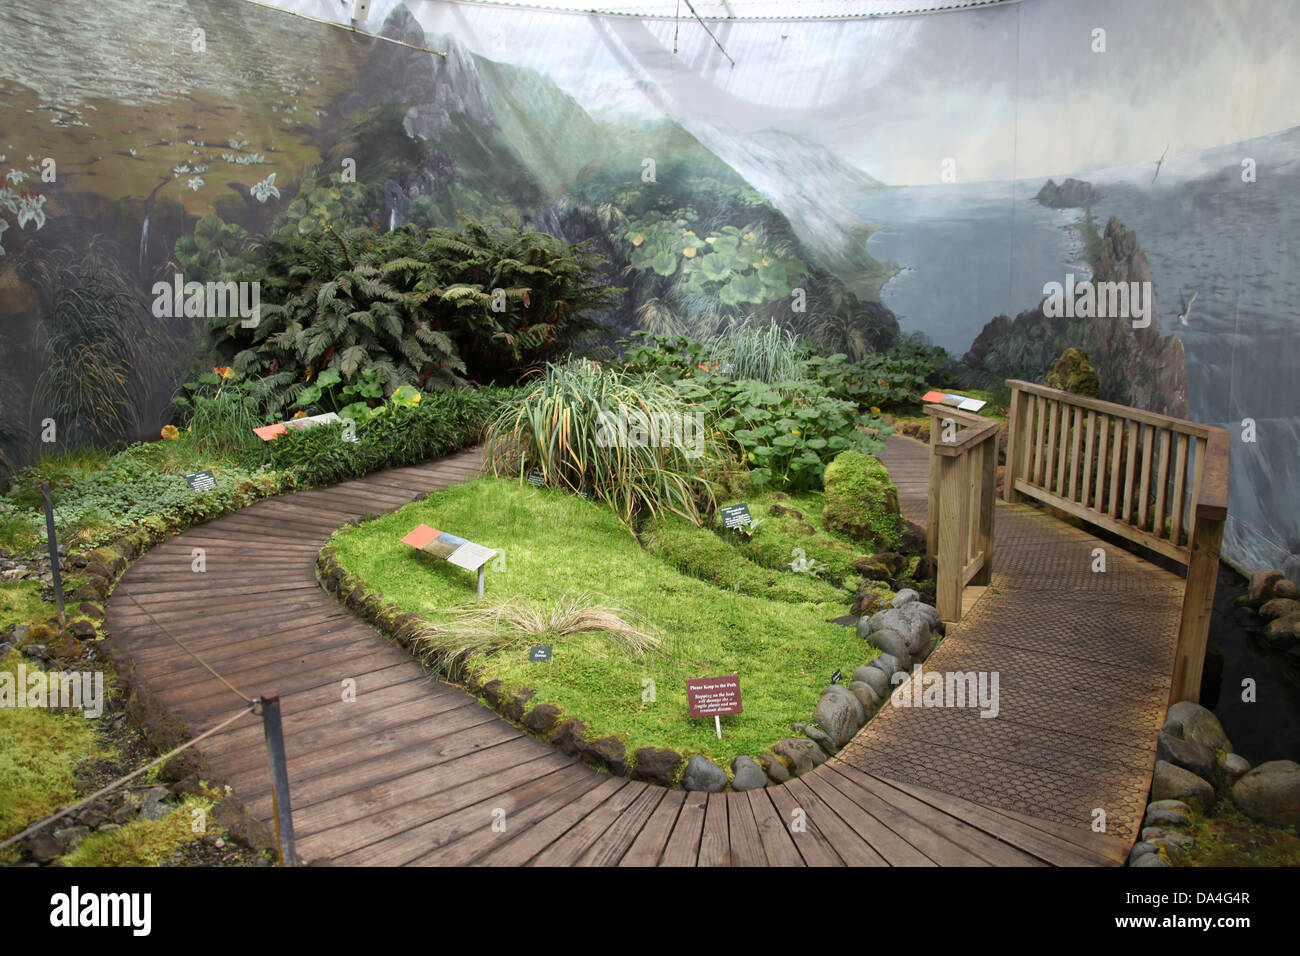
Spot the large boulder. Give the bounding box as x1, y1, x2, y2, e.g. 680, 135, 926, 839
630, 747, 683, 787
1151, 760, 1215, 810
1247, 569, 1284, 606
1262, 611, 1300, 650
681, 754, 728, 792
853, 665, 891, 701
730, 756, 767, 792
1231, 760, 1300, 827
814, 686, 865, 746
868, 653, 903, 681
1156, 731, 1216, 781
1163, 701, 1232, 754
860, 625, 912, 670
847, 681, 882, 717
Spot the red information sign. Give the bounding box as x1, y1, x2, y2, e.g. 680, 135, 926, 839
686, 676, 742, 718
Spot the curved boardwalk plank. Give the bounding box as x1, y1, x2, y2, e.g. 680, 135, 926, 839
104, 444, 1125, 866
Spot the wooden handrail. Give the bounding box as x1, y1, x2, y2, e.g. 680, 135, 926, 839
1001, 380, 1230, 707
926, 405, 1000, 623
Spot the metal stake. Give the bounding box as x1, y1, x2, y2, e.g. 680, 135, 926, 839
477, 565, 485, 598
258, 695, 297, 866
40, 482, 66, 628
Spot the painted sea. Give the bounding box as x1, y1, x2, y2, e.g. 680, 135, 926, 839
857, 127, 1300, 576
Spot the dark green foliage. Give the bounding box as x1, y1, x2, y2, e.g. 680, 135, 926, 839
212, 220, 618, 418
169, 371, 264, 458
267, 388, 496, 486
804, 336, 950, 410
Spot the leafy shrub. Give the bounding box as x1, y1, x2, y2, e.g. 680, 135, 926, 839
213, 220, 618, 418
674, 371, 888, 492
821, 451, 902, 549
804, 337, 949, 411
485, 360, 729, 527
267, 388, 497, 486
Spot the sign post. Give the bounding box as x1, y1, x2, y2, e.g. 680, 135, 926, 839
39, 482, 66, 629
686, 675, 742, 739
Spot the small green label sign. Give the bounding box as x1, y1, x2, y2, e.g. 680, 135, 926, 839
529, 645, 553, 662
185, 470, 216, 493
721, 503, 752, 528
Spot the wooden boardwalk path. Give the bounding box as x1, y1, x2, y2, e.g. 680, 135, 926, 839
104, 444, 1135, 866
864, 435, 1182, 843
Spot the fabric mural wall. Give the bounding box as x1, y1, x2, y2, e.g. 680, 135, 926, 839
0, 0, 1296, 575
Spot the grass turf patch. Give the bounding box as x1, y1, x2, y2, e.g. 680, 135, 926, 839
0, 650, 102, 857
58, 793, 217, 867
328, 477, 871, 766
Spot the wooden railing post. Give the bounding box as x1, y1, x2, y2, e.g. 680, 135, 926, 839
972, 437, 996, 586
1168, 428, 1230, 707
1002, 384, 1024, 503
936, 452, 966, 622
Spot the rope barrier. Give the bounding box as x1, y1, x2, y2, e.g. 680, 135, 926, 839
0, 703, 256, 853
121, 591, 254, 705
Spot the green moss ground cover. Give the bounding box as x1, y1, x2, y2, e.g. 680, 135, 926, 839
329, 477, 876, 764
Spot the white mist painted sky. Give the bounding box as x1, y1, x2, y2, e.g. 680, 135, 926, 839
269, 0, 1300, 184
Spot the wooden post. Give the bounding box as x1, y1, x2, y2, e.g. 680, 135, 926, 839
1167, 427, 1230, 707
258, 695, 298, 866
936, 454, 967, 623
926, 410, 941, 563
972, 436, 997, 586
1002, 383, 1023, 503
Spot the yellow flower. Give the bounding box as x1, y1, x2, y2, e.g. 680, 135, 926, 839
792, 429, 801, 435
214, 366, 232, 379
160, 425, 179, 440
292, 410, 308, 419
412, 393, 421, 405
632, 234, 644, 246
870, 406, 881, 415
682, 247, 696, 258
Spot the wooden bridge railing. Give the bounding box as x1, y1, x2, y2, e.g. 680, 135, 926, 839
1002, 380, 1230, 706
925, 404, 1001, 624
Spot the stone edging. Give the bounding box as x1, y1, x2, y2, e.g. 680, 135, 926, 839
317, 542, 947, 792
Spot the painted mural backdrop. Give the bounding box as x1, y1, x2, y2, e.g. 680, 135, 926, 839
0, 0, 1296, 576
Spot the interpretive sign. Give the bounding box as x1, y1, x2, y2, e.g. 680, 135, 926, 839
528, 468, 545, 488
254, 411, 359, 443
687, 675, 742, 739
184, 470, 216, 493
401, 524, 498, 596
921, 390, 987, 413
687, 676, 742, 717
529, 645, 553, 663
720, 503, 752, 528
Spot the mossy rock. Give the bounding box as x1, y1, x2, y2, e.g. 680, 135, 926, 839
1044, 347, 1100, 398
821, 452, 902, 550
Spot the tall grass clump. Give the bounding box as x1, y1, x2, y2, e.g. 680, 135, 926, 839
486, 359, 731, 527
708, 319, 801, 383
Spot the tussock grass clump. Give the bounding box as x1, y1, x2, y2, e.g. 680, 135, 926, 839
412, 592, 660, 679
708, 319, 801, 384
486, 359, 731, 527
